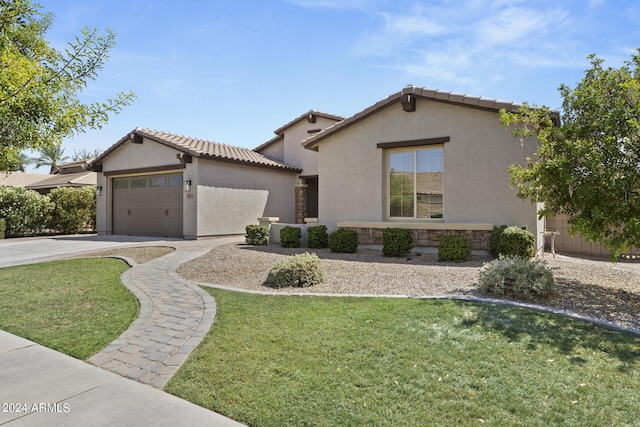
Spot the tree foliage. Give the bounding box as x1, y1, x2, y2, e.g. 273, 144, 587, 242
71, 147, 101, 161
31, 143, 68, 173
0, 0, 135, 171
500, 51, 640, 257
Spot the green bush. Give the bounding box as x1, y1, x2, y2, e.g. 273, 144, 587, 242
490, 225, 535, 258
245, 224, 269, 245
307, 225, 328, 249
382, 228, 413, 257
280, 226, 301, 248
478, 256, 556, 302
48, 187, 96, 234
438, 234, 471, 262
0, 218, 5, 239
0, 186, 53, 237
328, 228, 359, 253
266, 252, 325, 288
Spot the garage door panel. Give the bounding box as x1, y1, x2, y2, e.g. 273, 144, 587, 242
112, 173, 183, 238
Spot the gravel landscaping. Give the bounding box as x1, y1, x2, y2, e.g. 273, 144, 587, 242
176, 243, 640, 331
80, 242, 640, 332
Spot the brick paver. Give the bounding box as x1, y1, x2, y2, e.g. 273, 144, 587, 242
89, 237, 241, 388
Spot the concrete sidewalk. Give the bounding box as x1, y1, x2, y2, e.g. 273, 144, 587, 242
0, 330, 244, 426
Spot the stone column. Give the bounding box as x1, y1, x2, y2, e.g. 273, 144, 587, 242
294, 183, 308, 224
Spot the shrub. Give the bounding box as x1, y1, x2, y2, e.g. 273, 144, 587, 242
266, 252, 325, 288
0, 218, 5, 239
48, 187, 96, 234
478, 255, 556, 302
280, 226, 301, 248
382, 228, 413, 257
245, 224, 269, 245
328, 228, 358, 253
307, 225, 328, 249
438, 234, 471, 262
490, 225, 535, 258
0, 186, 53, 237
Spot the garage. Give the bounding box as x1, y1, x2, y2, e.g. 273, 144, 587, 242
112, 173, 183, 238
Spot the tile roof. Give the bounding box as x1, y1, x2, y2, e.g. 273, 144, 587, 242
303, 85, 552, 150
91, 128, 302, 173
26, 171, 96, 189
253, 110, 343, 153
0, 172, 49, 187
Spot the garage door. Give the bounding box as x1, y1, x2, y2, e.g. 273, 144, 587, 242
112, 173, 183, 238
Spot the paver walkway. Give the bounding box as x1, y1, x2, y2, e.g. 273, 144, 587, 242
89, 236, 242, 388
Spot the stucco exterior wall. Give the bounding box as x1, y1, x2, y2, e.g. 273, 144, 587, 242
100, 139, 182, 171
316, 98, 541, 243
194, 159, 296, 236
196, 186, 269, 236
258, 138, 284, 160
281, 116, 338, 175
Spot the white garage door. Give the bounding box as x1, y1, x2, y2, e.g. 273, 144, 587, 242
112, 173, 183, 238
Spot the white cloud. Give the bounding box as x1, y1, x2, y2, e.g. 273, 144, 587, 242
353, 0, 586, 91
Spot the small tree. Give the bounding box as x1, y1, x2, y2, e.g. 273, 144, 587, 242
500, 50, 640, 258
0, 0, 135, 172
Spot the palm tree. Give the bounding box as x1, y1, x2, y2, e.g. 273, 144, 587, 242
7, 152, 32, 172
32, 144, 69, 174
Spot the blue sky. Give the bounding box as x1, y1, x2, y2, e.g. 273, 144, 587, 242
29, 0, 640, 170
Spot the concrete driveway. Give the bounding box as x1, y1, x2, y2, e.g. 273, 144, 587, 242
0, 234, 177, 268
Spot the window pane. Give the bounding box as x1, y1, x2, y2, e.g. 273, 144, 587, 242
389, 152, 414, 217
130, 178, 147, 188
168, 174, 183, 187
113, 179, 129, 189
149, 176, 166, 187
416, 148, 443, 218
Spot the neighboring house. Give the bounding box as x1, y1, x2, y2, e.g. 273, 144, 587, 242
89, 86, 546, 251
0, 172, 50, 188
0, 159, 96, 194
26, 159, 97, 194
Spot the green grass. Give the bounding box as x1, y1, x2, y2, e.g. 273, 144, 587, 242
0, 258, 137, 359
167, 288, 640, 427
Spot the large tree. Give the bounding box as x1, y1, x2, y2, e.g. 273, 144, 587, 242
0, 0, 134, 171
500, 50, 640, 257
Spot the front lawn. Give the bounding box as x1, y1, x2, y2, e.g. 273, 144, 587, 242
0, 258, 137, 359
167, 288, 640, 427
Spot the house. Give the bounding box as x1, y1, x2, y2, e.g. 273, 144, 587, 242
0, 172, 50, 188
89, 115, 338, 238
302, 85, 543, 252
0, 159, 96, 194
90, 86, 544, 251
25, 159, 97, 194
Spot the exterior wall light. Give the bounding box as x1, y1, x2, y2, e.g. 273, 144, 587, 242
96, 186, 102, 196
184, 180, 192, 192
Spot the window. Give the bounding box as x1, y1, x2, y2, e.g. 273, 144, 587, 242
130, 178, 147, 188
113, 178, 129, 189
149, 176, 166, 187
389, 147, 443, 219
168, 174, 183, 187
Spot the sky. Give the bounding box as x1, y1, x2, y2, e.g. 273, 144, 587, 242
25, 0, 640, 171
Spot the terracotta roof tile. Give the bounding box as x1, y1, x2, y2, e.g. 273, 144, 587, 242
303, 85, 552, 150
92, 128, 302, 173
